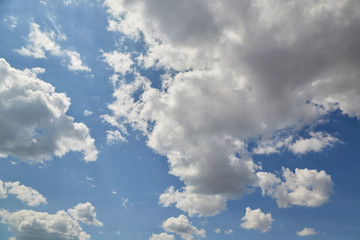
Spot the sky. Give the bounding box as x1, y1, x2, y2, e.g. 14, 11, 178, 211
0, 0, 360, 239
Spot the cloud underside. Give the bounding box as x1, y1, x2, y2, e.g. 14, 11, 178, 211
0, 58, 98, 163
162, 215, 206, 240
101, 0, 359, 216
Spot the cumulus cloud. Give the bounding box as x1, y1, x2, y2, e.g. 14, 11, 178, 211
159, 186, 226, 217
241, 207, 273, 233
17, 23, 90, 72
257, 168, 334, 208
224, 229, 233, 234
4, 181, 47, 207
0, 58, 98, 163
289, 132, 340, 154
68, 202, 103, 227
214, 228, 221, 234
149, 232, 175, 240
103, 0, 360, 217
0, 209, 90, 240
106, 130, 126, 144
162, 215, 206, 240
296, 227, 319, 236
102, 51, 133, 75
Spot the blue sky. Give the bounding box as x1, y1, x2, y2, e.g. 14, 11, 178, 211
0, 1, 360, 240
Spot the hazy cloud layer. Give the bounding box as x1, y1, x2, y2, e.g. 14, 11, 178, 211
0, 58, 98, 163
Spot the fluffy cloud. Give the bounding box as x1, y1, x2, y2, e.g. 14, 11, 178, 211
149, 232, 175, 240
159, 186, 226, 217
257, 168, 334, 208
296, 227, 319, 236
103, 0, 360, 217
68, 202, 103, 227
289, 132, 340, 154
106, 130, 126, 144
4, 181, 47, 207
0, 209, 90, 240
224, 229, 233, 234
0, 58, 98, 163
162, 215, 205, 240
17, 23, 90, 72
241, 207, 273, 233
102, 51, 133, 75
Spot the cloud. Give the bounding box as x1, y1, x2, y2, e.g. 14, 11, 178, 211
0, 209, 90, 240
162, 215, 206, 240
83, 110, 93, 116
103, 0, 360, 217
257, 168, 334, 208
214, 228, 221, 234
159, 186, 226, 217
0, 58, 98, 163
224, 229, 233, 234
102, 51, 133, 75
4, 181, 47, 207
241, 207, 273, 233
106, 130, 126, 144
68, 202, 103, 227
149, 232, 175, 240
296, 227, 319, 236
289, 132, 340, 154
17, 23, 90, 72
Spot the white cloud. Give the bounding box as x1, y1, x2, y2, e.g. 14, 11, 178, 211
103, 0, 360, 217
116, 230, 121, 236
103, 51, 133, 75
17, 23, 90, 72
121, 197, 129, 208
0, 180, 7, 199
214, 228, 221, 234
224, 229, 233, 234
149, 232, 175, 240
257, 168, 334, 208
162, 215, 206, 240
4, 181, 47, 207
159, 186, 226, 217
296, 227, 319, 236
241, 207, 273, 233
106, 130, 126, 144
0, 58, 98, 163
2, 15, 17, 29
289, 132, 340, 154
0, 209, 90, 240
84, 110, 93, 116
68, 202, 103, 227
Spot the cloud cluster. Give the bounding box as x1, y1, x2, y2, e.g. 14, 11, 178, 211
162, 215, 205, 240
68, 202, 103, 227
17, 23, 90, 72
0, 180, 47, 207
0, 209, 91, 240
241, 207, 273, 233
254, 131, 340, 155
257, 168, 333, 208
103, 0, 360, 217
0, 58, 98, 163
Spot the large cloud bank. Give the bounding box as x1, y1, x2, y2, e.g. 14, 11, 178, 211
102, 0, 360, 216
